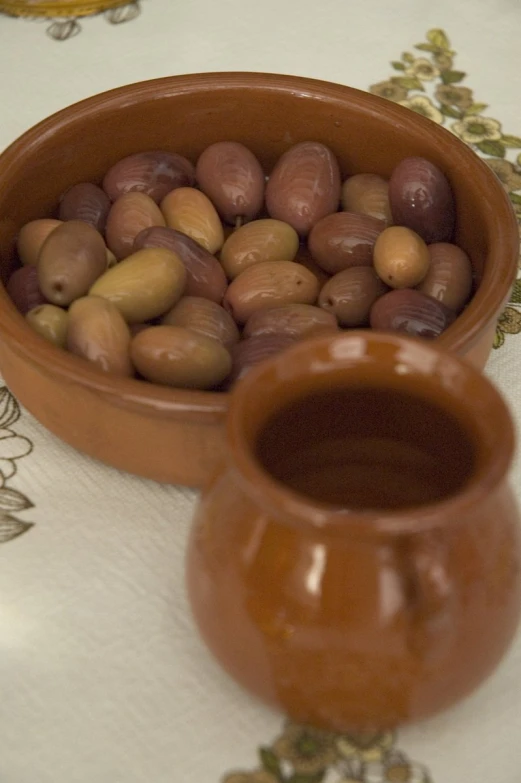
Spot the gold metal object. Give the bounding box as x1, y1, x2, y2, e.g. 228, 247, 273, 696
0, 0, 129, 17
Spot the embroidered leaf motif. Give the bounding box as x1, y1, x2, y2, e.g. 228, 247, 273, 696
259, 748, 283, 779
509, 192, 521, 206
0, 514, 33, 544
427, 28, 450, 50
466, 102, 489, 115
493, 327, 505, 349
0, 487, 33, 512
414, 43, 441, 53
392, 61, 406, 71
511, 279, 521, 304
440, 104, 462, 119
441, 70, 466, 85
46, 19, 81, 41
287, 774, 324, 783
391, 76, 425, 91
501, 134, 521, 149
0, 388, 20, 429
106, 2, 141, 24
476, 140, 506, 158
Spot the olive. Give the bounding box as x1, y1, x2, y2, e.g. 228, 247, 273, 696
373, 226, 430, 289
26, 304, 68, 348
370, 288, 456, 338
59, 182, 111, 233
244, 303, 338, 339
319, 266, 388, 327
389, 157, 455, 243
418, 242, 473, 313
308, 211, 385, 274
38, 220, 107, 307
89, 247, 187, 324
220, 219, 299, 279
67, 296, 133, 377
105, 192, 166, 260
131, 325, 232, 389
17, 219, 62, 267
160, 187, 224, 254
341, 173, 392, 223
7, 265, 47, 314
196, 141, 265, 225
224, 260, 319, 324
133, 226, 227, 303
162, 296, 240, 349
266, 142, 341, 236
103, 151, 195, 203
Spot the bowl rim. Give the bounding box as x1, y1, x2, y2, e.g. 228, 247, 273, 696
0, 71, 517, 417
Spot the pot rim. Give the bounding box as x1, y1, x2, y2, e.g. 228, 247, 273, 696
226, 330, 516, 537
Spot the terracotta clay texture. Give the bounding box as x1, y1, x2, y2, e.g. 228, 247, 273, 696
186, 331, 521, 730
0, 73, 517, 486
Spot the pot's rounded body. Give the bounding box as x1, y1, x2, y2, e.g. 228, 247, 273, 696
186, 332, 521, 730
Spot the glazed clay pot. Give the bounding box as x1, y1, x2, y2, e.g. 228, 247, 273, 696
187, 331, 521, 730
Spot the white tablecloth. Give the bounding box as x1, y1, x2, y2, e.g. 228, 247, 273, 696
1, 3, 521, 782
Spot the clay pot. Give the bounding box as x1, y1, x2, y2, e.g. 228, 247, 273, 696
187, 331, 521, 730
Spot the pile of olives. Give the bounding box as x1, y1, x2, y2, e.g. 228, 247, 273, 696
7, 140, 473, 390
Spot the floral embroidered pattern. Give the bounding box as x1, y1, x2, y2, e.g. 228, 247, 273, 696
368, 28, 521, 351
0, 387, 35, 544
222, 723, 432, 783
0, 1, 141, 39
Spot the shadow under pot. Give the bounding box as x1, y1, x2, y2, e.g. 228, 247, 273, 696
186, 330, 521, 731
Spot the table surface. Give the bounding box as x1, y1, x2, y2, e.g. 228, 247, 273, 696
1, 3, 521, 782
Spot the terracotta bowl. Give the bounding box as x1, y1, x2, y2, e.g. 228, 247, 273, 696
0, 73, 517, 487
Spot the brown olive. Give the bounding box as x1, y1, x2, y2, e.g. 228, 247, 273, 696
67, 296, 133, 377
133, 226, 227, 303
265, 142, 341, 236
418, 242, 473, 313
244, 303, 338, 340
370, 288, 456, 338
103, 151, 195, 203
131, 325, 231, 389
389, 157, 455, 243
16, 219, 63, 267
105, 192, 166, 260
162, 296, 240, 349
89, 247, 186, 324
224, 260, 319, 324
374, 226, 430, 289
228, 333, 298, 384
59, 182, 111, 233
319, 267, 388, 327
7, 265, 47, 314
220, 219, 299, 279
308, 211, 385, 274
38, 220, 107, 307
341, 174, 392, 223
195, 141, 265, 225
160, 187, 224, 254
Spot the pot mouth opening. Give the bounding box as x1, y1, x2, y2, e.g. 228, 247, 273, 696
226, 332, 515, 537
